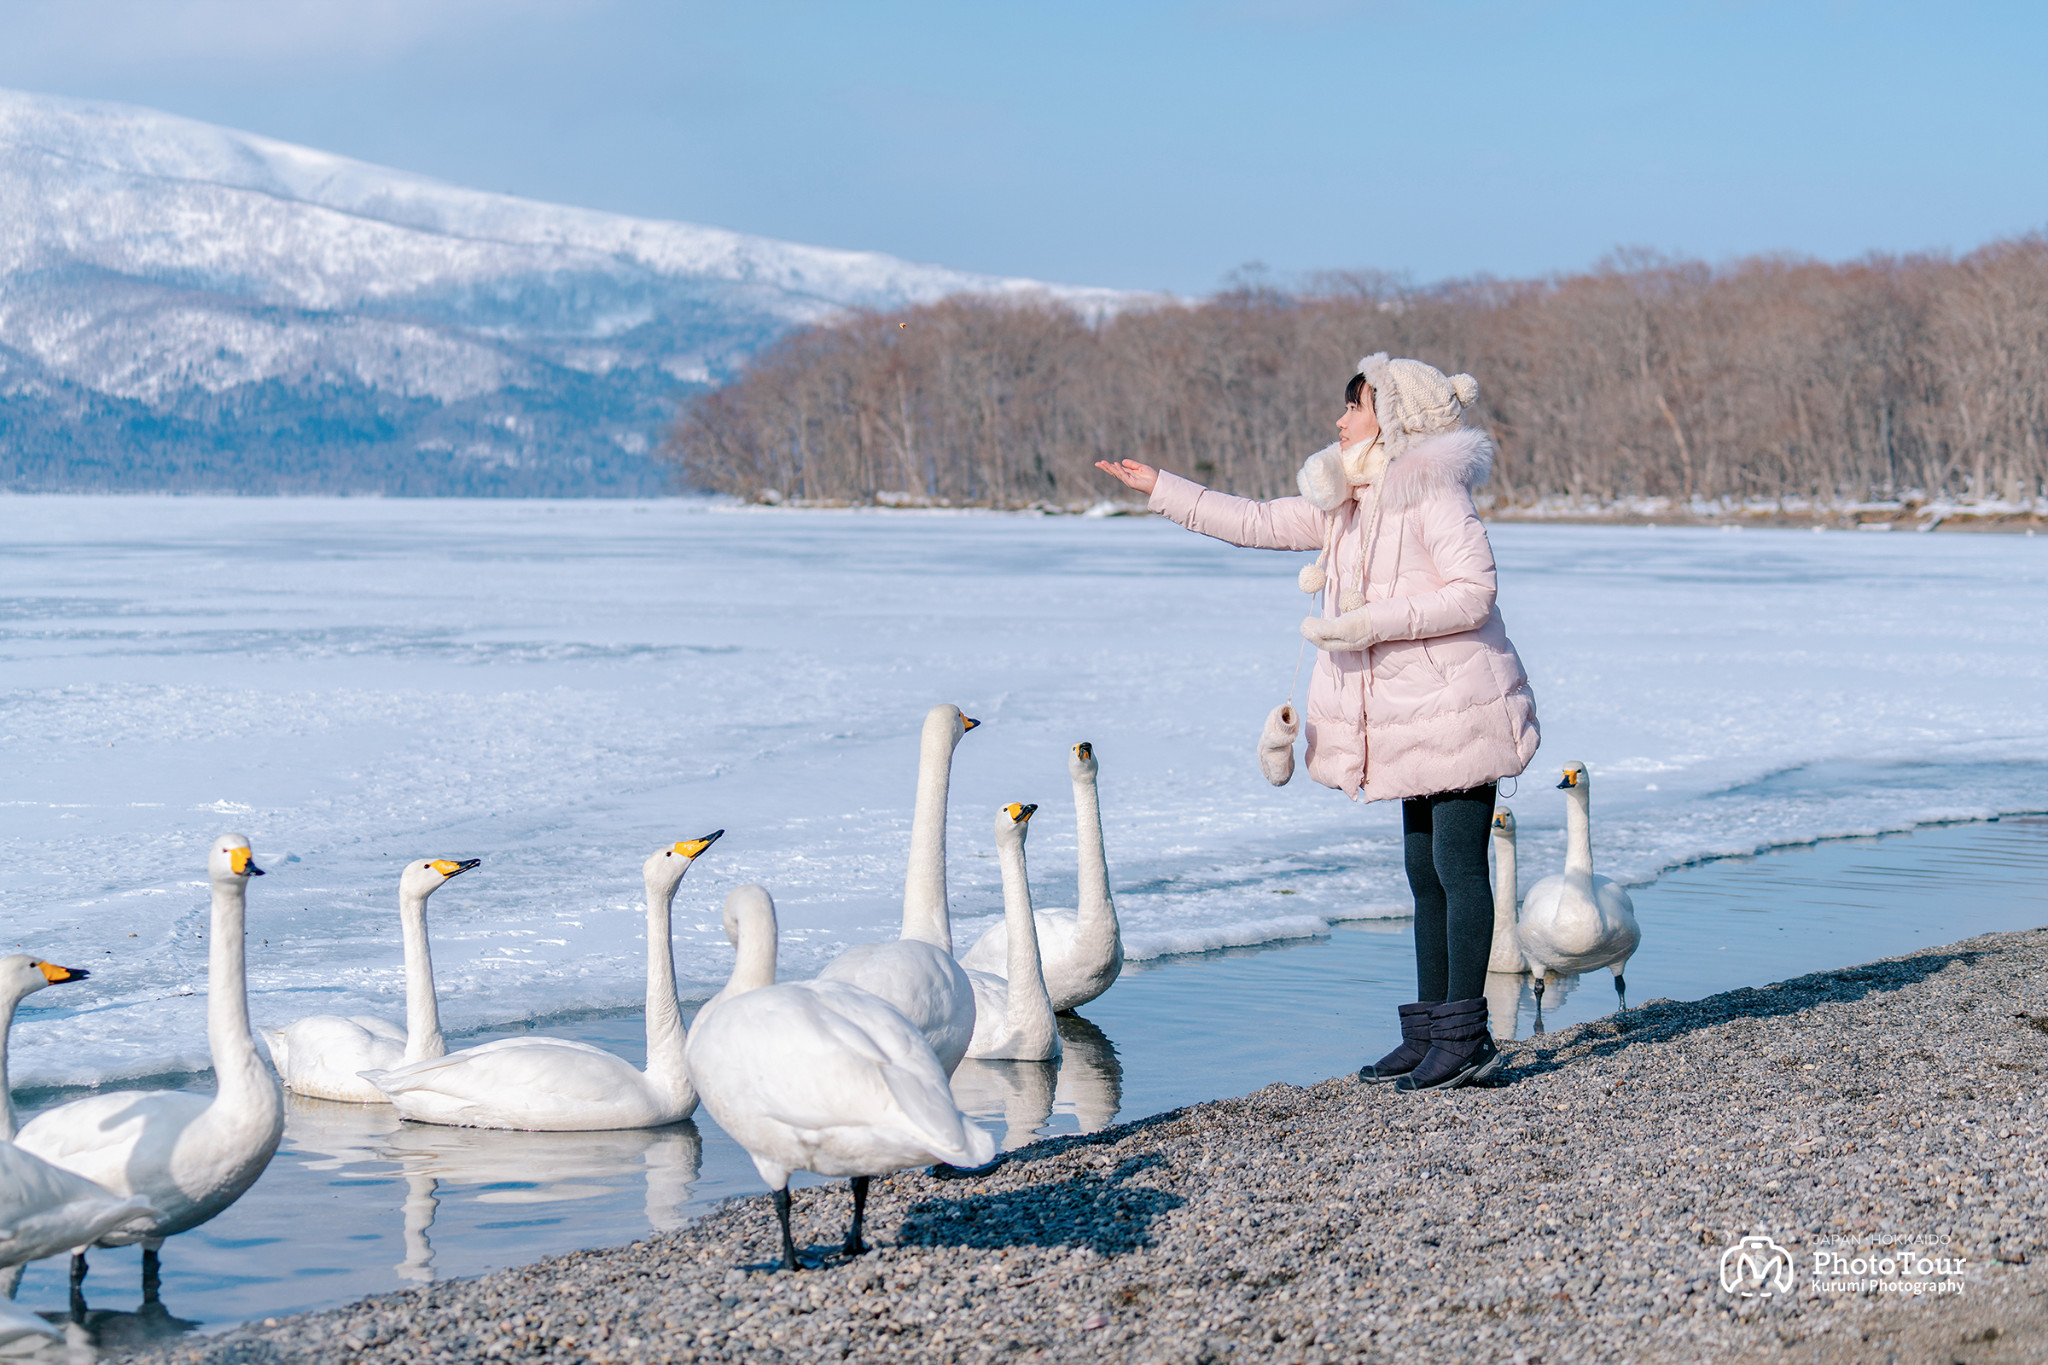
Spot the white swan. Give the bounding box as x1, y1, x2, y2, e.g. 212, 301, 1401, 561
687, 885, 995, 1270
264, 857, 479, 1103
1485, 805, 1523, 973
960, 741, 1123, 1012
962, 804, 1061, 1061
1, 957, 156, 1271
816, 704, 978, 1073
363, 834, 721, 1130
1516, 763, 1641, 1007
16, 835, 283, 1292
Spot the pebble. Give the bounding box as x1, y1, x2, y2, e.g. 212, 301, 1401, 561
106, 928, 2048, 1363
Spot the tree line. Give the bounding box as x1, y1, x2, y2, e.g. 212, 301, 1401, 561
663, 235, 2048, 511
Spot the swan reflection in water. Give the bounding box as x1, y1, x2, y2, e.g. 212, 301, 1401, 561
282, 1094, 702, 1281
1486, 969, 1589, 1040
949, 1013, 1122, 1151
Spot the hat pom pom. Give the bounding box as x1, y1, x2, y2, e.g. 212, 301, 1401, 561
1298, 563, 1326, 594
1453, 373, 1479, 406
1339, 589, 1365, 613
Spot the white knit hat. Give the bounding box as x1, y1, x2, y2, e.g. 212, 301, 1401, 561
1357, 352, 1478, 456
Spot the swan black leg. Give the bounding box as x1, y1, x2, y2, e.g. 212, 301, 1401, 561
1613, 973, 1628, 1006
68, 1251, 87, 1323
772, 1187, 802, 1271
141, 1244, 162, 1305
844, 1177, 870, 1257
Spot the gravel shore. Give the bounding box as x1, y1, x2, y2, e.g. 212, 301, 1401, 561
111, 926, 2048, 1365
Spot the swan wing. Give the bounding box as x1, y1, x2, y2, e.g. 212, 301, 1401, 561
344, 1014, 408, 1043
957, 922, 1007, 974
818, 940, 974, 1072
363, 1036, 665, 1130
369, 1037, 633, 1098
271, 1015, 408, 1101
14, 1091, 210, 1196
0, 1143, 159, 1262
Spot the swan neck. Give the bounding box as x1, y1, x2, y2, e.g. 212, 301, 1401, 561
725, 897, 779, 997
901, 725, 957, 952
1491, 830, 1518, 939
207, 878, 269, 1103
644, 879, 689, 1091
0, 991, 19, 1141
399, 889, 445, 1063
1073, 771, 1116, 935
998, 835, 1053, 1031
1564, 788, 1594, 875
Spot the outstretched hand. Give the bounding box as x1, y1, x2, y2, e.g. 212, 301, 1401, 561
1094, 459, 1159, 495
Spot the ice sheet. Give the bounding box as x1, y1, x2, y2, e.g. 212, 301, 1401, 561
3, 497, 2044, 1087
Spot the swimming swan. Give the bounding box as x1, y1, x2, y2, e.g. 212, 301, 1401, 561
264, 857, 480, 1103
1485, 805, 1523, 973
817, 704, 978, 1073
960, 742, 1123, 1012
962, 804, 1061, 1061
1516, 763, 1641, 1007
1, 956, 156, 1270
687, 885, 995, 1270
15, 835, 284, 1293
363, 834, 721, 1130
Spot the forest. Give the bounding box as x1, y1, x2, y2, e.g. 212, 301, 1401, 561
665, 236, 2048, 514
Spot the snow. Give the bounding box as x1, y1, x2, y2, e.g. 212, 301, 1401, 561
2, 498, 2044, 1089
0, 86, 1131, 399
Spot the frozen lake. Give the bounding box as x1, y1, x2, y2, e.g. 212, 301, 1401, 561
5, 497, 2046, 1087
3, 496, 2047, 1334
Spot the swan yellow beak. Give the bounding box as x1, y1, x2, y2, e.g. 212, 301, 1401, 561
960, 714, 980, 732
1005, 803, 1037, 823
674, 831, 724, 859
229, 846, 264, 876
1492, 812, 1510, 829
35, 962, 88, 984
1074, 741, 1092, 759
1557, 770, 1579, 789
430, 858, 482, 879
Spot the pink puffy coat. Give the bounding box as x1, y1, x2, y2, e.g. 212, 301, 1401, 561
1149, 428, 1539, 802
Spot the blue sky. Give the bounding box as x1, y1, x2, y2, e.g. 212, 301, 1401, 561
5, 0, 2043, 293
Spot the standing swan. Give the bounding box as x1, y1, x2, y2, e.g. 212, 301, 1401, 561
364, 834, 721, 1130
2, 956, 156, 1270
961, 805, 1061, 1061
1516, 763, 1641, 1007
687, 885, 994, 1271
17, 835, 284, 1296
817, 704, 978, 1073
264, 857, 480, 1103
960, 742, 1123, 1012
1484, 806, 1522, 973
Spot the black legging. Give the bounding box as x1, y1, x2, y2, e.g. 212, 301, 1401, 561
1403, 783, 1497, 1004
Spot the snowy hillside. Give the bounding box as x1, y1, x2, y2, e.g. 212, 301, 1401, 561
0, 88, 1125, 494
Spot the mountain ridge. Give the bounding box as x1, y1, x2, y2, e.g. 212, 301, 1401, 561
0, 87, 1127, 494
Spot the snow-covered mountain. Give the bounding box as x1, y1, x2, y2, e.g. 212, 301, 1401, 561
0, 88, 1124, 494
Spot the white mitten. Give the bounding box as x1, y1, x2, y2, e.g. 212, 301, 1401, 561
1300, 608, 1378, 653
1259, 702, 1299, 786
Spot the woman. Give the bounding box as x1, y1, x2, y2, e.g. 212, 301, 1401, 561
1096, 352, 1539, 1092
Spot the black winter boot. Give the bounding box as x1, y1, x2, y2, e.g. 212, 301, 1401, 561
1358, 1002, 1435, 1083
1395, 997, 1502, 1092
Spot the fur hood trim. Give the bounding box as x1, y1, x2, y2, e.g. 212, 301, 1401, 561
1295, 428, 1491, 513
1378, 428, 1493, 511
